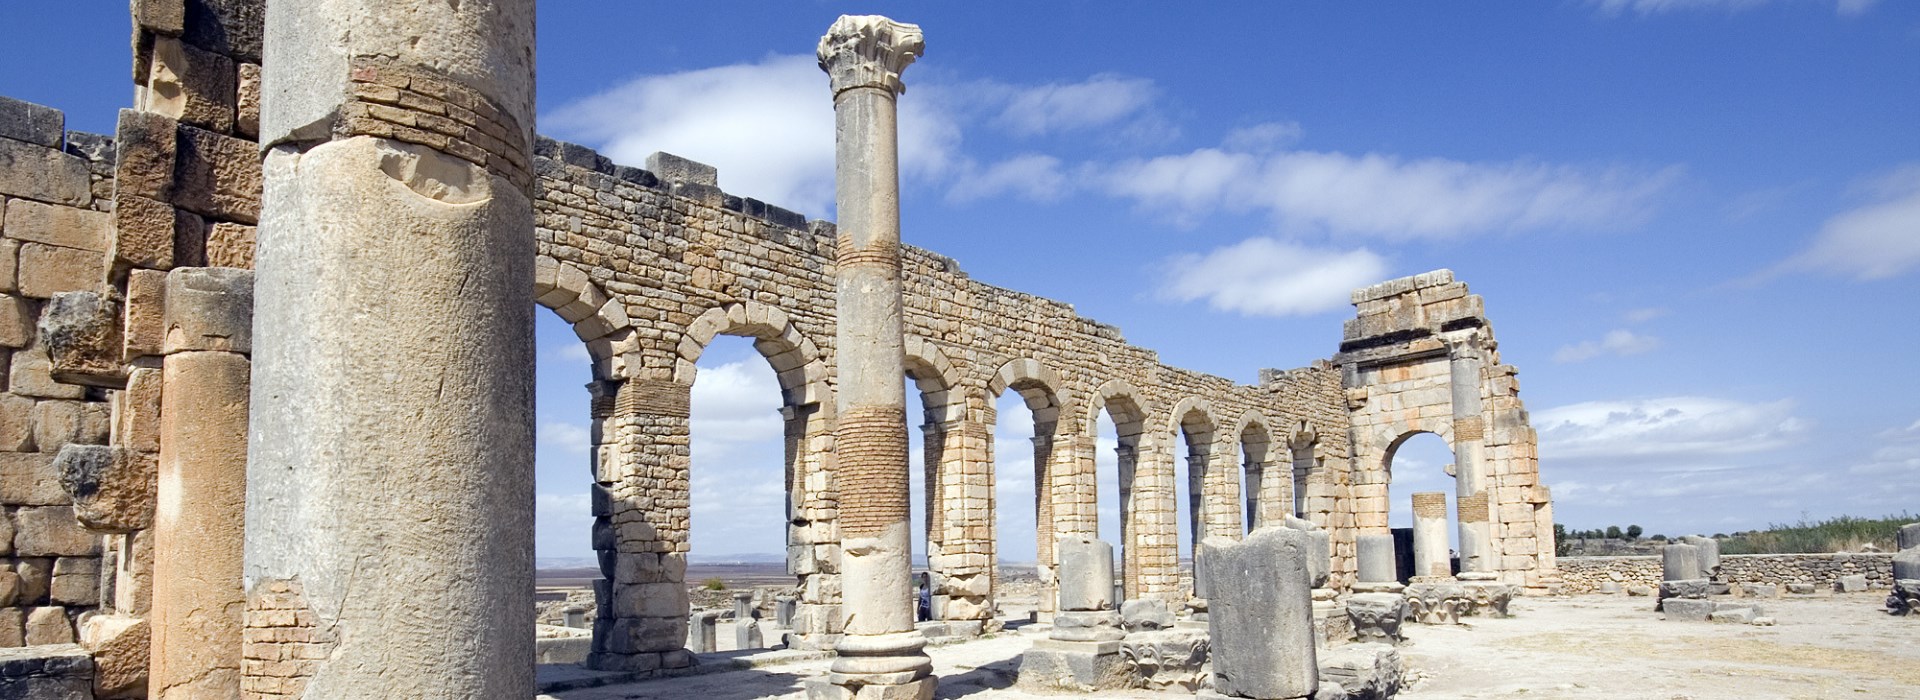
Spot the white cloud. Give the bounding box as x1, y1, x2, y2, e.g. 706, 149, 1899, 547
1536, 397, 1808, 461
1589, 0, 1880, 16
537, 421, 590, 455
1097, 147, 1679, 238
689, 360, 785, 456
1160, 239, 1389, 317
1776, 165, 1920, 281
992, 74, 1158, 137
542, 54, 962, 216
543, 341, 591, 363
535, 492, 593, 559
1553, 329, 1663, 363
1623, 307, 1670, 323
1222, 122, 1305, 154
947, 154, 1069, 203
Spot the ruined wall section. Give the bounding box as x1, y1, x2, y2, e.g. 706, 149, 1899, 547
1259, 362, 1356, 587
531, 137, 1331, 634
0, 97, 116, 649
1333, 270, 1557, 592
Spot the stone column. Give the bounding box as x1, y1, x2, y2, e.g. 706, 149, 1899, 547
1411, 492, 1450, 579
152, 268, 252, 699
1448, 345, 1493, 574
245, 2, 536, 697
816, 15, 933, 699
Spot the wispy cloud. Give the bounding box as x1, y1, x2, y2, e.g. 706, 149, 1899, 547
947, 154, 1069, 203
1536, 396, 1808, 460
1770, 165, 1920, 281
1623, 307, 1670, 323
1095, 146, 1680, 238
1553, 329, 1662, 363
1588, 0, 1880, 17
1159, 238, 1389, 317
538, 421, 590, 455
992, 74, 1159, 137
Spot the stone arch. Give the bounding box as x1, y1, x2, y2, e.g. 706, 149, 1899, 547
1288, 419, 1322, 520
981, 357, 1073, 616
1080, 378, 1166, 599
904, 335, 963, 423
1382, 427, 1454, 478
1082, 378, 1150, 439
1165, 397, 1222, 562
1382, 428, 1460, 581
674, 301, 830, 408
534, 255, 635, 380
988, 357, 1067, 426
1232, 410, 1281, 530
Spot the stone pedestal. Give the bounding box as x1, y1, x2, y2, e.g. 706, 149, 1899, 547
1355, 533, 1399, 585
1016, 639, 1130, 693
1661, 544, 1702, 581
1346, 593, 1408, 645
1659, 579, 1710, 603
812, 15, 934, 700
1199, 527, 1317, 700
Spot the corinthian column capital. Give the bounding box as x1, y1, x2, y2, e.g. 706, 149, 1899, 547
817, 15, 925, 96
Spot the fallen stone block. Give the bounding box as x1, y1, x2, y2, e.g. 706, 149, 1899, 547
1121, 598, 1173, 631
1661, 598, 1714, 622
1017, 639, 1130, 693
1787, 583, 1816, 595
0, 643, 94, 700
1835, 575, 1869, 593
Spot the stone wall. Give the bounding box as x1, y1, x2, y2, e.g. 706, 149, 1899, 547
0, 96, 116, 648
1557, 553, 1897, 594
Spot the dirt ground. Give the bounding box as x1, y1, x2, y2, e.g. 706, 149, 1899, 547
541, 591, 1917, 700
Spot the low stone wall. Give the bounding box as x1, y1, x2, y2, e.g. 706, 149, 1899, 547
1558, 553, 1895, 594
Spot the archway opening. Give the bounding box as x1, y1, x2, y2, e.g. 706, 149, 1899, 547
1175, 409, 1214, 595
1386, 431, 1458, 583
1238, 419, 1274, 532
992, 390, 1037, 619
532, 307, 598, 634
686, 334, 788, 650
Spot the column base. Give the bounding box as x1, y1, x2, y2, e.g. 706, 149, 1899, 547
806, 676, 937, 700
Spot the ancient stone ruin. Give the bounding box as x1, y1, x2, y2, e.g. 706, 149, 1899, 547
0, 2, 1581, 699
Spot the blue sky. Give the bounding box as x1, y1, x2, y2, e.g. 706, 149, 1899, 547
8, 1, 1917, 562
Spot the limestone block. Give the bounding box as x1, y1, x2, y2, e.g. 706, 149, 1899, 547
0, 96, 65, 149
80, 614, 149, 699
117, 367, 163, 452
1120, 598, 1173, 631
0, 451, 65, 505
115, 529, 153, 615
13, 507, 100, 557
1709, 604, 1760, 624
1355, 533, 1396, 584
1899, 523, 1920, 552
615, 582, 689, 618
0, 643, 95, 699
15, 557, 51, 604
1895, 548, 1920, 581
49, 557, 99, 606
174, 125, 261, 223
56, 444, 157, 532
1659, 578, 1709, 601
0, 395, 31, 452
162, 267, 253, 353
3, 199, 109, 252
0, 294, 32, 349
1200, 527, 1317, 700
0, 571, 16, 606
133, 0, 185, 34
1787, 582, 1816, 595
1742, 583, 1779, 598
0, 239, 17, 293
1835, 574, 1868, 593
110, 195, 177, 272
1405, 582, 1467, 625
1679, 535, 1720, 575
146, 36, 237, 134
1661, 544, 1701, 581
18, 243, 103, 300
25, 606, 74, 645
206, 222, 254, 268
39, 291, 125, 387
114, 110, 178, 201
1056, 536, 1114, 611
1051, 610, 1124, 642
1661, 598, 1714, 622
0, 137, 91, 206
1015, 639, 1130, 693
236, 63, 261, 140
646, 152, 718, 186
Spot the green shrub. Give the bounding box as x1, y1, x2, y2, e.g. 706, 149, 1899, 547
1717, 513, 1916, 554
701, 578, 727, 591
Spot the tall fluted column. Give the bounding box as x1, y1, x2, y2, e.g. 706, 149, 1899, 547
816, 15, 935, 700
245, 1, 536, 697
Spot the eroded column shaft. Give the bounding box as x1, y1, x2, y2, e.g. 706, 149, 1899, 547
1412, 491, 1450, 579
245, 1, 536, 696
817, 14, 934, 695
1449, 349, 1492, 573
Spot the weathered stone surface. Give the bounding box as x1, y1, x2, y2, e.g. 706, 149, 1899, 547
18, 242, 103, 300
1317, 642, 1403, 700
1056, 536, 1114, 611
1742, 583, 1779, 598
1661, 598, 1714, 622
1659, 578, 1710, 601
1120, 598, 1173, 631
49, 557, 99, 606
1282, 516, 1333, 589
0, 294, 32, 349
1356, 533, 1396, 584
133, 0, 186, 34
1679, 535, 1720, 576
40, 290, 126, 387
1835, 574, 1869, 593
13, 507, 100, 557
646, 152, 719, 186
0, 608, 20, 646
1202, 527, 1317, 700
0, 571, 18, 607
0, 643, 94, 700
182, 0, 264, 63
1898, 523, 1920, 552
4, 198, 109, 252
1787, 582, 1816, 595
0, 137, 91, 206
114, 109, 177, 199
147, 36, 237, 133
1404, 582, 1467, 625
1709, 605, 1760, 624
15, 558, 51, 605
1346, 593, 1407, 645
206, 221, 254, 267
163, 266, 252, 353
1460, 581, 1514, 618
1661, 544, 1701, 582
1016, 638, 1130, 693
1894, 548, 1920, 581
153, 348, 248, 697
25, 605, 74, 644
1050, 610, 1124, 642
57, 444, 157, 533
10, 345, 85, 399
0, 450, 65, 505
0, 95, 66, 149
236, 62, 261, 140
80, 614, 149, 699
0, 239, 18, 293
173, 124, 261, 223
112, 195, 180, 271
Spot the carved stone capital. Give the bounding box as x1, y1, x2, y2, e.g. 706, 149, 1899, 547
818, 15, 925, 96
